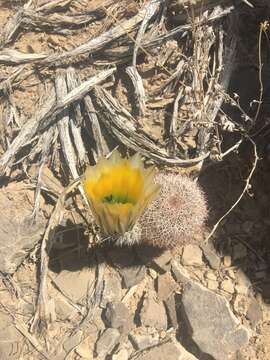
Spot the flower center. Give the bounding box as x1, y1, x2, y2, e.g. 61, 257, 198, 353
102, 194, 133, 205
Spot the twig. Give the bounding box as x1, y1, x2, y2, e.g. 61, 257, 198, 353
30, 179, 81, 333
206, 137, 259, 242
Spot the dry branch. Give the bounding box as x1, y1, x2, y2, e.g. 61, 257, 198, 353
0, 68, 115, 175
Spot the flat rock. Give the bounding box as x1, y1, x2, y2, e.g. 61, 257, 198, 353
135, 339, 198, 360
182, 245, 203, 267
0, 313, 24, 359
156, 272, 177, 301
130, 331, 159, 351
54, 267, 95, 305
63, 331, 82, 353
246, 298, 263, 327
0, 183, 47, 274
201, 242, 220, 270
95, 328, 121, 358
164, 294, 179, 328
100, 274, 122, 308
105, 301, 131, 334
112, 348, 129, 360
120, 265, 146, 288
140, 292, 167, 330
171, 260, 191, 284
181, 281, 250, 359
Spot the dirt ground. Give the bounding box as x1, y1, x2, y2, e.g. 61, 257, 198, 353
0, 1, 270, 360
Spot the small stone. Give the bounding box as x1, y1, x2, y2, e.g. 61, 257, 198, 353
171, 260, 191, 284
135, 339, 198, 360
182, 245, 203, 267
227, 269, 236, 279
130, 331, 159, 351
152, 250, 172, 272
207, 279, 218, 291
235, 284, 249, 296
201, 242, 220, 270
221, 279, 235, 294
148, 268, 158, 279
223, 255, 231, 267
100, 274, 122, 308
54, 268, 95, 305
140, 293, 167, 330
105, 301, 131, 334
246, 298, 263, 327
120, 265, 146, 288
156, 272, 176, 301
54, 297, 76, 321
63, 331, 82, 353
204, 271, 216, 281
233, 243, 247, 261
95, 328, 121, 358
234, 295, 248, 315
164, 294, 179, 328
181, 281, 250, 359
112, 348, 129, 360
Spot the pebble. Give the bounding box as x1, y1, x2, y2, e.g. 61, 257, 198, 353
130, 331, 159, 351
120, 265, 146, 288
164, 294, 179, 328
182, 244, 203, 267
207, 280, 219, 291
221, 279, 235, 294
95, 328, 121, 358
112, 348, 129, 360
246, 298, 263, 327
223, 255, 232, 267
134, 339, 198, 360
171, 260, 191, 284
156, 272, 176, 301
100, 274, 122, 308
140, 293, 167, 330
204, 271, 217, 281
201, 242, 220, 270
104, 301, 131, 334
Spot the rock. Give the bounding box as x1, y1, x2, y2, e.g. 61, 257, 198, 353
75, 328, 98, 359
112, 348, 129, 360
235, 284, 249, 296
152, 250, 172, 273
95, 328, 121, 358
140, 293, 167, 330
105, 301, 131, 334
201, 242, 220, 270
54, 267, 95, 305
221, 279, 235, 294
135, 339, 198, 360
120, 265, 146, 288
181, 245, 203, 267
54, 296, 76, 321
234, 295, 248, 316
130, 331, 159, 351
246, 298, 263, 327
235, 269, 251, 296
63, 331, 82, 353
207, 279, 218, 291
181, 281, 250, 359
204, 271, 216, 281
164, 294, 179, 328
156, 272, 176, 301
0, 313, 24, 359
100, 274, 122, 308
233, 244, 248, 261
0, 183, 47, 274
223, 255, 232, 267
171, 260, 191, 284
148, 268, 158, 279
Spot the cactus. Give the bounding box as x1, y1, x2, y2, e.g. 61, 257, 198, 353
137, 173, 207, 249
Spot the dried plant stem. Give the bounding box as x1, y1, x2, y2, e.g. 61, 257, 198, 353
206, 137, 258, 242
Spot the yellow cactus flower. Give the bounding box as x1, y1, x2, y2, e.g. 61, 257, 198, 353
82, 150, 160, 240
